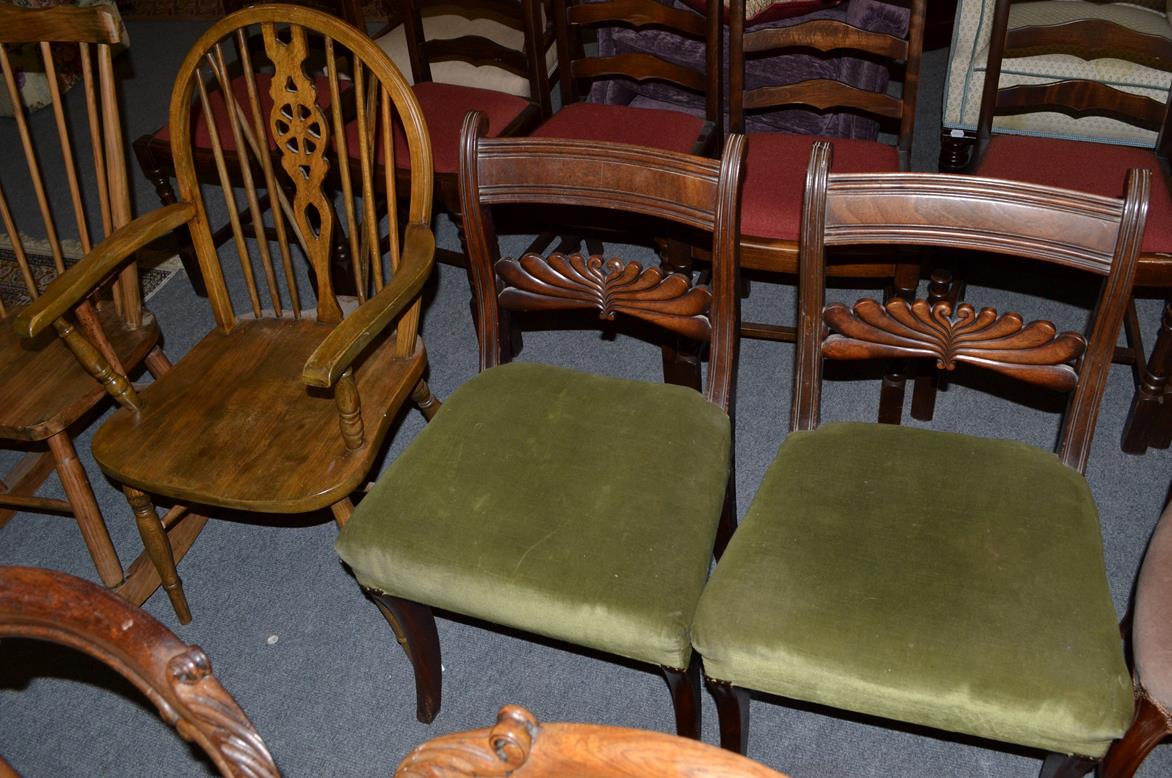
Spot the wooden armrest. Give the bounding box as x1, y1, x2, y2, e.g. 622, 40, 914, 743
302, 222, 435, 389
14, 203, 197, 338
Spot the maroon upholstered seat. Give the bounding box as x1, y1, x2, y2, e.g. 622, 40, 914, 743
530, 102, 708, 153
344, 81, 532, 175
740, 134, 901, 241
976, 136, 1172, 255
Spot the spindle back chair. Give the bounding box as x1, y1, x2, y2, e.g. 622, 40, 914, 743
15, 4, 439, 624
0, 3, 194, 606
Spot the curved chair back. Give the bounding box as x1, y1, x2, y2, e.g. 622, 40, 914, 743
0, 565, 278, 777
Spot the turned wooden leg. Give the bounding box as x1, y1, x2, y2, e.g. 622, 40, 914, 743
144, 346, 172, 378
330, 497, 355, 529
369, 590, 442, 724
411, 379, 442, 422
707, 678, 750, 754
662, 655, 702, 739
48, 432, 123, 588
124, 485, 190, 624
1101, 690, 1172, 778
132, 135, 206, 297
0, 451, 56, 529
1122, 300, 1172, 454
1039, 752, 1096, 778
938, 129, 974, 173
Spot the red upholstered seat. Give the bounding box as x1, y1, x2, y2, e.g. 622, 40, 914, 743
155, 74, 340, 152
531, 102, 707, 153
976, 135, 1172, 255
741, 134, 901, 241
345, 81, 531, 175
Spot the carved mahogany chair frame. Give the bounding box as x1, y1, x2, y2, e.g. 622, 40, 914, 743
727, 0, 926, 423
15, 5, 439, 624
935, 0, 1172, 449
335, 114, 745, 739
0, 3, 200, 607
0, 565, 279, 777
693, 141, 1150, 775
394, 704, 787, 777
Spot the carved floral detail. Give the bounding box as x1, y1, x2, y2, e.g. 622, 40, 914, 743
496, 252, 712, 341
396, 705, 537, 777
165, 647, 280, 778
823, 298, 1086, 391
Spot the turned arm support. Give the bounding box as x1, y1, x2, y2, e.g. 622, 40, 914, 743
14, 202, 197, 338
302, 222, 435, 389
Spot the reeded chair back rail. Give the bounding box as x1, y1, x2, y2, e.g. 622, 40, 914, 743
0, 565, 279, 778
0, 3, 181, 603
460, 119, 742, 411
15, 5, 439, 624
795, 142, 1150, 473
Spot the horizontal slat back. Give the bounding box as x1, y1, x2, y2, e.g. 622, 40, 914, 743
571, 54, 707, 94
168, 7, 433, 341
994, 81, 1166, 132
744, 80, 905, 118
1005, 18, 1172, 69
744, 19, 907, 60
424, 36, 529, 74
0, 4, 123, 45
568, 0, 706, 36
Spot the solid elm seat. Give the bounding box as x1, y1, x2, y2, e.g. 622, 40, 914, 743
337, 361, 729, 669
692, 421, 1133, 757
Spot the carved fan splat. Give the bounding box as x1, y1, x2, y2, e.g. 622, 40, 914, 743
496, 252, 713, 341
823, 298, 1086, 391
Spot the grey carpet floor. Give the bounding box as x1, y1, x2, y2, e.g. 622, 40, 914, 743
1, 16, 1170, 778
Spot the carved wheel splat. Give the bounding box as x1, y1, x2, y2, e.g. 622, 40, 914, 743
165, 647, 279, 778
496, 252, 713, 341
262, 22, 341, 323
823, 298, 1087, 390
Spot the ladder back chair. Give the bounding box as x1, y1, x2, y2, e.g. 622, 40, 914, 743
729, 0, 926, 422
395, 704, 788, 777
692, 142, 1150, 775
335, 114, 745, 737
15, 4, 440, 625
0, 3, 191, 606
0, 565, 278, 777
132, 0, 368, 297
954, 0, 1172, 451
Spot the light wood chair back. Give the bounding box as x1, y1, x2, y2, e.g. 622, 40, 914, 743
729, 0, 925, 170
459, 114, 745, 412
795, 141, 1151, 473
395, 704, 787, 777
0, 2, 137, 339
0, 565, 279, 778
168, 2, 433, 327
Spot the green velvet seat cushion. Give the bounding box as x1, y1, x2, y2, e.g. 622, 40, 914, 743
337, 361, 730, 670
692, 422, 1132, 757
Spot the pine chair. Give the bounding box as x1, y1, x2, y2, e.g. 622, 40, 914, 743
1100, 498, 1172, 778
131, 0, 367, 297
15, 5, 439, 625
395, 704, 788, 777
729, 0, 926, 423
0, 3, 201, 606
335, 114, 745, 737
954, 0, 1172, 451
0, 565, 279, 777
692, 142, 1150, 775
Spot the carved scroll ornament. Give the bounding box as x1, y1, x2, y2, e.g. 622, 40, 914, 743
823, 298, 1086, 391
396, 704, 537, 777
496, 252, 712, 341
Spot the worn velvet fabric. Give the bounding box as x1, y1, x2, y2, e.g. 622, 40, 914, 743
336, 361, 730, 670
692, 422, 1133, 757
591, 0, 908, 137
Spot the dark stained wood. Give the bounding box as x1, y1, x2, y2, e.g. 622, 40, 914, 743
707, 679, 750, 754
793, 141, 1150, 474
662, 657, 702, 739
1122, 299, 1172, 453
19, 6, 440, 622
395, 704, 787, 777
370, 590, 442, 724
0, 565, 278, 777
1101, 690, 1172, 778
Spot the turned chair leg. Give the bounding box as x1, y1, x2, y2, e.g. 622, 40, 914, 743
124, 485, 191, 624
411, 379, 442, 422
368, 590, 442, 724
1101, 690, 1172, 778
132, 136, 206, 297
707, 678, 750, 754
1122, 299, 1171, 454
48, 432, 123, 589
662, 655, 702, 739
938, 129, 974, 173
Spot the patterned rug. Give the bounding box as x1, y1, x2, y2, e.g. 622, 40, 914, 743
0, 235, 183, 309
